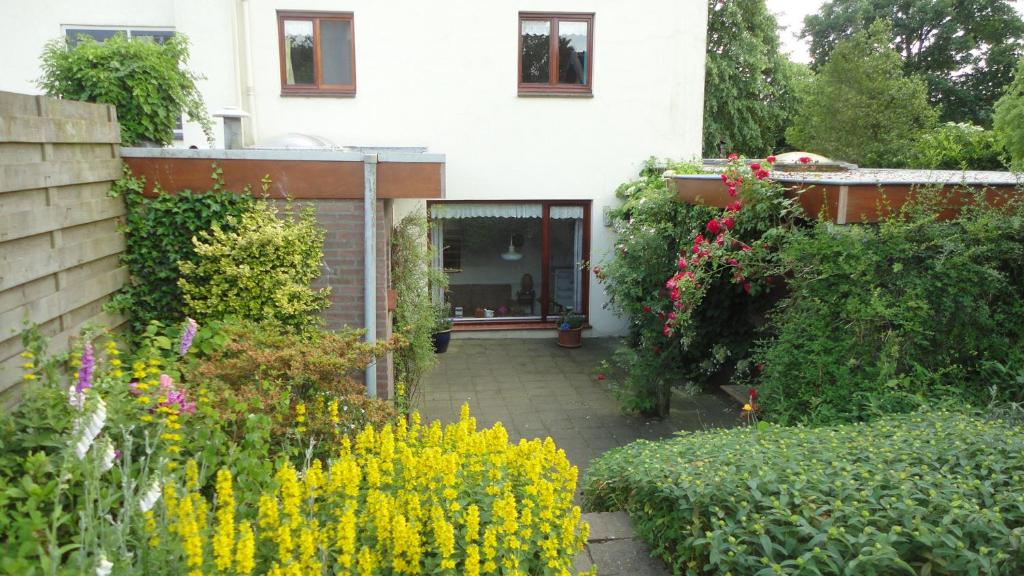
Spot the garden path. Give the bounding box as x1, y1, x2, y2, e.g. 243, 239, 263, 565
417, 337, 738, 478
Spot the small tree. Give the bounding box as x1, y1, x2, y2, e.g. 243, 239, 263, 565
178, 201, 330, 332
390, 211, 448, 411
786, 20, 937, 167
38, 33, 212, 146
994, 58, 1024, 171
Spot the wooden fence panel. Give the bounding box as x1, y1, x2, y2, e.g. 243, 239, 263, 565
0, 91, 125, 405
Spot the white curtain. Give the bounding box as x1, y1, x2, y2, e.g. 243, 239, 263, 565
572, 218, 583, 311
551, 206, 584, 220
430, 203, 542, 219
429, 221, 444, 304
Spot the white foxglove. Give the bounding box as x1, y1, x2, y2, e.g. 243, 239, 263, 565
68, 385, 85, 410
99, 439, 116, 473
139, 476, 162, 513
95, 553, 113, 576
72, 397, 106, 460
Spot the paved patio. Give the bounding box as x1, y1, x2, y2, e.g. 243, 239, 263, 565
416, 337, 738, 482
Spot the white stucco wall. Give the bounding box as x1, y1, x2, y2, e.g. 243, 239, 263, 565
0, 0, 707, 335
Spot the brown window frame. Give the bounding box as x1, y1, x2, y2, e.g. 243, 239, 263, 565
517, 12, 594, 97
277, 10, 356, 97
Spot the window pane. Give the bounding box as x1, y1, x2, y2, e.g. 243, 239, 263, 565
520, 20, 550, 84
558, 21, 588, 85
548, 208, 584, 315
131, 30, 174, 44
283, 20, 315, 85
65, 29, 118, 47
320, 19, 353, 85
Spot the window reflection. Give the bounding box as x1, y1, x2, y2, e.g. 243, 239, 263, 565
558, 21, 588, 85
283, 20, 315, 85
520, 20, 550, 83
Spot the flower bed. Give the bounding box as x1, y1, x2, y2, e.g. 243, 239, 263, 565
583, 412, 1024, 575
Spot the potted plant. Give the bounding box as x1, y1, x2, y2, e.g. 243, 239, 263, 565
556, 308, 585, 348
431, 302, 454, 353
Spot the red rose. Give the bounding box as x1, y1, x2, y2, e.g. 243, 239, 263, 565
755, 169, 770, 180
743, 281, 752, 294
694, 234, 705, 244
596, 374, 605, 381
677, 258, 687, 270
653, 346, 662, 354
662, 324, 672, 336
670, 287, 680, 300
722, 217, 735, 231
750, 163, 761, 171
726, 200, 742, 213
643, 305, 652, 313
727, 185, 737, 197
755, 363, 764, 374
720, 173, 729, 182
766, 155, 776, 164
799, 156, 812, 164
749, 387, 758, 400
658, 312, 667, 320
728, 258, 738, 266
706, 219, 721, 234
727, 153, 738, 160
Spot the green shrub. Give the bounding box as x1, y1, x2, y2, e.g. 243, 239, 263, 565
110, 168, 257, 333
584, 412, 1024, 575
390, 211, 447, 411
752, 192, 1024, 425
908, 123, 1006, 170
178, 200, 329, 331
39, 33, 211, 146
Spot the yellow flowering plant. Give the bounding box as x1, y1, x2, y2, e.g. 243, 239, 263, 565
152, 405, 593, 575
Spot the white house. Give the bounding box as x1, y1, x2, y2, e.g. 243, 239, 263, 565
0, 0, 707, 337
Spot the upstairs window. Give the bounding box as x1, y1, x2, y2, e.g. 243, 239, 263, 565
277, 11, 356, 96
518, 12, 593, 96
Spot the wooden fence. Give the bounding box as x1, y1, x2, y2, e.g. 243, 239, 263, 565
0, 91, 125, 407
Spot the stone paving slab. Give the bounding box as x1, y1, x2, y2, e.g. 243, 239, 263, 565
574, 512, 670, 576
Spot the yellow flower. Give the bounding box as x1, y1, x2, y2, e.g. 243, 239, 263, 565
743, 403, 753, 412
214, 469, 235, 570
329, 400, 340, 425
185, 459, 199, 491
22, 373, 36, 381
235, 521, 255, 575
20, 362, 34, 370
20, 351, 34, 359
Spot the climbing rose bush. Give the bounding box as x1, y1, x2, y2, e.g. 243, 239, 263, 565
662, 155, 802, 340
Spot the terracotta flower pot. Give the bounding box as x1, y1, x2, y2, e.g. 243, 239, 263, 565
557, 327, 582, 348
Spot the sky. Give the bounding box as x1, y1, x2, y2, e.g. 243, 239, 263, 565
766, 0, 1024, 64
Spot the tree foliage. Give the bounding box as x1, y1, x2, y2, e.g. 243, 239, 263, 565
786, 20, 937, 167
994, 58, 1024, 171
703, 0, 798, 157
802, 0, 1024, 126
38, 33, 212, 146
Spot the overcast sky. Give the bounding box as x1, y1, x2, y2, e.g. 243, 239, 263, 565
766, 0, 1024, 63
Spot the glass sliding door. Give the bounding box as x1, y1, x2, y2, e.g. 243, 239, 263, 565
547, 205, 584, 316
430, 201, 590, 324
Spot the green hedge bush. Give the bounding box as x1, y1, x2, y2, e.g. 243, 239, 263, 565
752, 192, 1024, 425
584, 412, 1024, 575
178, 200, 329, 332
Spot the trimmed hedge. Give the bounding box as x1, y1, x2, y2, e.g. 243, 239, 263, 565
583, 413, 1024, 575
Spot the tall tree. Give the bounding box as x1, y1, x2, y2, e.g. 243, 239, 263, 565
802, 0, 1024, 126
787, 20, 937, 167
703, 0, 797, 157
994, 58, 1024, 171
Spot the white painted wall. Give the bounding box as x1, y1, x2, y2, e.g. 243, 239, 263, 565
0, 0, 708, 335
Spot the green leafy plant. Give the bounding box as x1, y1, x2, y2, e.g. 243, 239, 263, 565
752, 190, 1024, 425
994, 56, 1024, 171
908, 122, 1007, 170
38, 33, 212, 146
584, 411, 1024, 575
390, 211, 448, 411
557, 308, 585, 331
110, 167, 257, 334
178, 200, 330, 332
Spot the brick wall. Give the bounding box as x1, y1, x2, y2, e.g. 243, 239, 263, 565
309, 199, 393, 398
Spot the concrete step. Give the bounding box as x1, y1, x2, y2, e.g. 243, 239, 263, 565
574, 512, 670, 576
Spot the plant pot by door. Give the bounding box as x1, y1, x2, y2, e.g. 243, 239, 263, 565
431, 329, 452, 353
557, 327, 582, 348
